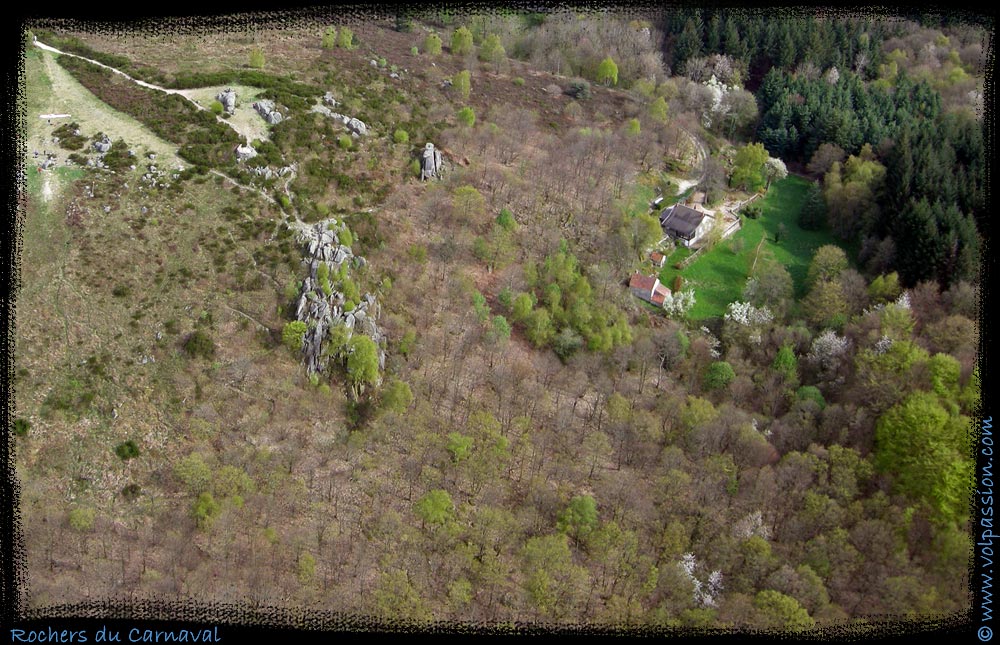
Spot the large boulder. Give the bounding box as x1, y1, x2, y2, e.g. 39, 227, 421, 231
216, 88, 237, 113
420, 142, 443, 181
235, 143, 257, 161
346, 117, 368, 136
93, 135, 111, 153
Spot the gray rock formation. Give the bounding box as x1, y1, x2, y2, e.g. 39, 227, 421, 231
235, 143, 258, 162
420, 142, 443, 181
216, 88, 237, 113
93, 135, 111, 153
323, 91, 338, 107
253, 100, 283, 125
346, 117, 368, 137
291, 220, 386, 376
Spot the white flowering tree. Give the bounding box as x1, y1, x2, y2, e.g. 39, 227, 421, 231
764, 157, 788, 190
663, 290, 696, 318
679, 552, 724, 608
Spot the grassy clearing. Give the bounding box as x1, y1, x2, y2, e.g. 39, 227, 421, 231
659, 175, 838, 320
178, 84, 270, 143
32, 48, 182, 165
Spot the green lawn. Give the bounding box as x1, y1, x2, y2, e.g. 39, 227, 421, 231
659, 175, 842, 320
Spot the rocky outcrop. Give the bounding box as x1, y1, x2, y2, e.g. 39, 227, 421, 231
311, 100, 368, 137
235, 143, 258, 162
93, 135, 111, 153
420, 142, 443, 181
253, 99, 283, 124
292, 220, 386, 374
216, 88, 237, 113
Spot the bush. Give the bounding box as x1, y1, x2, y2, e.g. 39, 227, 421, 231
741, 203, 762, 219
115, 440, 140, 460
424, 33, 442, 56
513, 77, 525, 86
209, 100, 224, 115
121, 483, 142, 501
68, 508, 95, 532
566, 79, 591, 100
282, 320, 308, 352
248, 47, 265, 70
673, 275, 684, 292
183, 330, 215, 359
409, 158, 421, 177
410, 46, 419, 56
457, 106, 476, 128
479, 34, 505, 64
393, 128, 409, 144
13, 418, 30, 437
378, 57, 387, 67
338, 134, 353, 150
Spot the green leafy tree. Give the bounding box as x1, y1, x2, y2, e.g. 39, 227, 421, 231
521, 534, 589, 618
511, 292, 534, 323
649, 96, 669, 123
754, 590, 816, 631
248, 47, 265, 69
282, 320, 308, 352
596, 56, 619, 86
69, 508, 95, 532
393, 128, 409, 144
446, 432, 473, 462
730, 142, 769, 192
703, 361, 736, 390
453, 185, 485, 221
772, 344, 798, 382
457, 106, 476, 128
806, 245, 849, 288
496, 208, 516, 231
424, 33, 442, 56
874, 391, 973, 525
296, 552, 316, 585
380, 378, 413, 414
626, 118, 641, 136
451, 26, 473, 56
336, 27, 355, 49
557, 495, 599, 545
524, 307, 555, 347
414, 489, 455, 527
321, 27, 337, 49
802, 280, 848, 330
346, 335, 380, 400
192, 491, 221, 530
452, 69, 472, 100
479, 33, 506, 64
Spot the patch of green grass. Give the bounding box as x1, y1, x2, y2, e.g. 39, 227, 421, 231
660, 176, 841, 320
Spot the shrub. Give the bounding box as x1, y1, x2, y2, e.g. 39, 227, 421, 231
183, 330, 215, 359
282, 320, 308, 352
339, 227, 354, 246
741, 203, 762, 219
209, 100, 224, 115
192, 491, 221, 529
378, 57, 387, 67
673, 275, 684, 292
566, 79, 591, 100
626, 118, 641, 136
115, 440, 140, 460
338, 134, 353, 150
13, 418, 30, 437
513, 77, 525, 86
248, 47, 265, 70
121, 483, 142, 501
457, 106, 476, 128
409, 158, 421, 177
68, 508, 95, 532
393, 128, 409, 144
410, 46, 419, 55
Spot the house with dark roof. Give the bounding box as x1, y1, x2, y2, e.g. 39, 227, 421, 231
629, 273, 671, 307
660, 203, 714, 248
